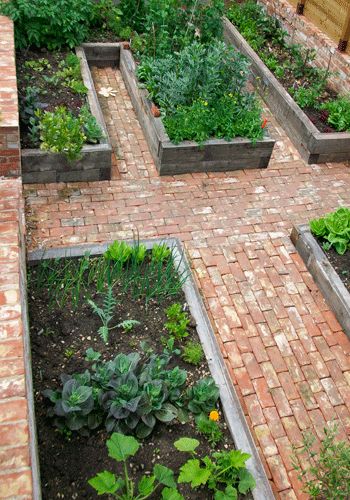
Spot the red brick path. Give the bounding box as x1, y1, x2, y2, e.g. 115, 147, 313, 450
23, 67, 350, 499
0, 178, 32, 498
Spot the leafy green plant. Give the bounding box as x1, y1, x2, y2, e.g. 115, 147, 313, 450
19, 86, 47, 146
90, 0, 123, 36
37, 106, 86, 161
0, 0, 94, 49
105, 240, 133, 263
195, 414, 223, 446
321, 96, 350, 132
165, 303, 190, 340
89, 432, 182, 499
44, 350, 190, 438
24, 58, 51, 72
187, 377, 219, 414
289, 82, 325, 109
310, 207, 350, 255
174, 437, 256, 497
151, 244, 171, 263
292, 425, 350, 499
117, 319, 141, 332
87, 285, 117, 343
79, 105, 103, 144
181, 341, 204, 365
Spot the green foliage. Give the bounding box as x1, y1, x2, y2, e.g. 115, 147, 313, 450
31, 242, 188, 310
0, 0, 94, 49
292, 425, 350, 499
321, 96, 350, 132
89, 432, 181, 499
90, 0, 123, 36
53, 53, 88, 95
79, 105, 104, 144
176, 439, 255, 497
19, 86, 47, 146
310, 207, 350, 255
165, 303, 190, 340
187, 377, 220, 414
37, 106, 86, 161
87, 285, 117, 343
137, 40, 263, 143
181, 341, 204, 366
289, 82, 325, 109
117, 319, 141, 332
24, 58, 51, 72
44, 350, 194, 438
151, 244, 171, 263
226, 0, 336, 115
195, 414, 223, 446
37, 103, 102, 161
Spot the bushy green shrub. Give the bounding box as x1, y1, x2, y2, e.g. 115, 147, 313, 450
0, 0, 94, 49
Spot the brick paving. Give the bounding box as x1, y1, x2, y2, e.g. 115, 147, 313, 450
23, 67, 350, 499
0, 178, 33, 499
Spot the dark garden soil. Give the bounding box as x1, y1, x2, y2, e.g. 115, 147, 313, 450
86, 28, 123, 43
16, 49, 86, 148
28, 260, 238, 500
322, 247, 350, 294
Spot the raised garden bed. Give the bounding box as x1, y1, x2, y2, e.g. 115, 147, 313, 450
119, 47, 275, 175
291, 225, 350, 338
223, 14, 350, 164
26, 239, 274, 500
20, 46, 112, 184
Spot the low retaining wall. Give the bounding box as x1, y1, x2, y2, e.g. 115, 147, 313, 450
291, 225, 350, 339
120, 48, 275, 175
0, 16, 20, 177
21, 46, 113, 184
224, 18, 350, 164
0, 178, 40, 499
28, 239, 274, 500
258, 0, 350, 96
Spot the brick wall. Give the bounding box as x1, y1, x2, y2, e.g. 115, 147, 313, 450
258, 0, 350, 95
0, 16, 20, 177
0, 178, 35, 499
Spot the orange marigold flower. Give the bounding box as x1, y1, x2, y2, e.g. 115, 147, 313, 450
261, 118, 268, 129
209, 410, 219, 422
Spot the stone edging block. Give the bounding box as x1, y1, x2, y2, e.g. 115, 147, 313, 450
291, 224, 350, 338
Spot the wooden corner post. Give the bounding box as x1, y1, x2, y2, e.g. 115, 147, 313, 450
296, 0, 306, 15
338, 8, 350, 52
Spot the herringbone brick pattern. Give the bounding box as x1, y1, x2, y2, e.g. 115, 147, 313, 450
24, 67, 350, 499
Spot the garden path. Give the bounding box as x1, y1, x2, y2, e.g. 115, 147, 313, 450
24, 67, 350, 499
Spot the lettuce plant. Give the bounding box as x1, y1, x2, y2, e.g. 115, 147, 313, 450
187, 377, 220, 414
310, 207, 350, 255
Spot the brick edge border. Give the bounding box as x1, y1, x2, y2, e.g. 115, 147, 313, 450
291, 224, 350, 339
27, 238, 275, 500
21, 46, 113, 184
223, 17, 350, 165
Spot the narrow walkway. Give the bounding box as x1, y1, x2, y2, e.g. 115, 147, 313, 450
24, 66, 350, 499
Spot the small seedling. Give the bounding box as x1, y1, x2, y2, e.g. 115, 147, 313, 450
195, 414, 223, 446
87, 285, 117, 343
64, 347, 75, 359
117, 319, 141, 332
165, 303, 190, 340
85, 348, 102, 362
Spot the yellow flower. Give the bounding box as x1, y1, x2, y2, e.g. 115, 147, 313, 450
203, 101, 208, 106
209, 410, 219, 422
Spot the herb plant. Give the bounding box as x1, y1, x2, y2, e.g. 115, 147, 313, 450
181, 341, 204, 365
89, 432, 182, 499
87, 285, 117, 343
292, 426, 350, 499
310, 207, 350, 255
117, 319, 141, 332
165, 304, 190, 340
